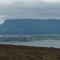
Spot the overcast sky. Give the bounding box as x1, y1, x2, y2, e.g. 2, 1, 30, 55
0, 0, 60, 20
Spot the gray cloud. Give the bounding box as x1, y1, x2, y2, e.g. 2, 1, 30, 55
0, 0, 60, 19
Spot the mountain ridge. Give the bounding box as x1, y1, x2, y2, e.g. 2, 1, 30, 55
0, 19, 60, 35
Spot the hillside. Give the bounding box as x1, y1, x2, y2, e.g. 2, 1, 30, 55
0, 19, 60, 35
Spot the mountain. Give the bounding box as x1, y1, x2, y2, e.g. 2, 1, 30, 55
0, 19, 60, 35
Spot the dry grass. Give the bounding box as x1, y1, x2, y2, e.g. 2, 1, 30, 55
0, 45, 60, 60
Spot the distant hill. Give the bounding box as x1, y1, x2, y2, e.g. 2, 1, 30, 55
0, 19, 60, 35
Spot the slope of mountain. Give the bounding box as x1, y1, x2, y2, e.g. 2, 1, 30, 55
0, 19, 60, 35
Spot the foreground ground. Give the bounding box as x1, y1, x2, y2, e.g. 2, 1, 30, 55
0, 45, 60, 60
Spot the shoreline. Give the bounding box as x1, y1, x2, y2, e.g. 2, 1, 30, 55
0, 44, 60, 60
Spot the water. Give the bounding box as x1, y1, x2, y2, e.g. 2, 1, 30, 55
1, 39, 60, 48
0, 19, 60, 48
0, 35, 60, 48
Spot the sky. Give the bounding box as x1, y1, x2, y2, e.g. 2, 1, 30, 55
0, 0, 60, 24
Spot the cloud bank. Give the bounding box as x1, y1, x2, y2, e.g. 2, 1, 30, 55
0, 0, 60, 19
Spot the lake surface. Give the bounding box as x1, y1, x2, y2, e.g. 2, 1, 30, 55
0, 35, 60, 48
